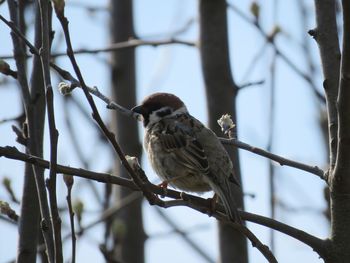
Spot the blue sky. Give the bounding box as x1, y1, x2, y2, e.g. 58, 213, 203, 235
0, 1, 328, 262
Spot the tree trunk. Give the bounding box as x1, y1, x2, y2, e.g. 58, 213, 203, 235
199, 1, 248, 262
14, 2, 47, 262
110, 1, 146, 262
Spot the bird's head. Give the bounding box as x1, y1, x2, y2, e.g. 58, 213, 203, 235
132, 92, 188, 128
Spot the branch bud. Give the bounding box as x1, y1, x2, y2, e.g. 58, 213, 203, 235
63, 174, 74, 188
58, 82, 72, 95
250, 2, 260, 22
217, 114, 235, 134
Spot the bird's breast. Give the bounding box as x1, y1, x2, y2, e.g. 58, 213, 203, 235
144, 131, 211, 193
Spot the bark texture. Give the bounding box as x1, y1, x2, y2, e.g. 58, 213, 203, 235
11, 2, 47, 262
329, 1, 350, 262
110, 1, 146, 262
199, 1, 248, 262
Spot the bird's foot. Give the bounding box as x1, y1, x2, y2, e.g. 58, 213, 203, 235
157, 181, 168, 197
158, 181, 169, 189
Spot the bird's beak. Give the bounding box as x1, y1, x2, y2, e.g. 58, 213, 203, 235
131, 105, 144, 122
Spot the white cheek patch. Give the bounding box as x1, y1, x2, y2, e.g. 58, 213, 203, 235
172, 106, 188, 116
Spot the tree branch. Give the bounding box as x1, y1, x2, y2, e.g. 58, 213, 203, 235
220, 138, 326, 180
335, 1, 350, 184
54, 65, 326, 183
311, 0, 340, 170
63, 175, 76, 263
52, 5, 157, 205
0, 38, 195, 60
227, 3, 326, 103
54, 67, 326, 182
0, 59, 18, 78
5, 2, 52, 262
37, 1, 63, 262
199, 1, 247, 261
154, 207, 215, 263
0, 145, 328, 259
241, 211, 327, 258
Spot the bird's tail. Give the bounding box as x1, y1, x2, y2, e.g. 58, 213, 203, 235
215, 180, 242, 223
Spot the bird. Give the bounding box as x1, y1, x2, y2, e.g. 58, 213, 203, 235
132, 92, 241, 222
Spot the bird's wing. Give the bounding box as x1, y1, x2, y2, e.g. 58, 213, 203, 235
158, 120, 210, 175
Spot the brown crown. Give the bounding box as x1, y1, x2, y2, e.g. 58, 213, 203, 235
141, 92, 185, 111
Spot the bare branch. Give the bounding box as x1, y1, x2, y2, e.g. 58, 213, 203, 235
37, 1, 63, 261
2, 3, 30, 105
238, 79, 265, 90
220, 138, 326, 180
62, 97, 104, 204
0, 13, 138, 121
227, 3, 326, 103
0, 38, 196, 60
154, 207, 215, 263
52, 7, 165, 219
2, 177, 20, 204
335, 1, 350, 182
0, 112, 25, 125
74, 193, 141, 238
0, 59, 17, 78
63, 175, 76, 263
54, 63, 326, 182
0, 145, 328, 259
5, 2, 54, 261
241, 211, 327, 259
311, 0, 340, 169
0, 201, 19, 222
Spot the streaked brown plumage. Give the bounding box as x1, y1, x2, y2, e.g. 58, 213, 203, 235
132, 92, 240, 221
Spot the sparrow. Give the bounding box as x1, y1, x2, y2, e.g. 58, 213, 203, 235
132, 92, 241, 222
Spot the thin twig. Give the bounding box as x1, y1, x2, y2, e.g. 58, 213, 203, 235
227, 3, 326, 103
0, 13, 137, 120
0, 146, 138, 189
267, 1, 279, 251
0, 38, 196, 60
179, 193, 277, 263
37, 1, 63, 261
0, 112, 25, 125
268, 32, 277, 254
241, 210, 327, 259
63, 97, 103, 204
0, 201, 19, 222
64, 175, 76, 263
53, 7, 158, 205
0, 59, 18, 78
220, 138, 326, 180
154, 207, 215, 263
238, 79, 265, 90
0, 214, 18, 225
2, 177, 20, 204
